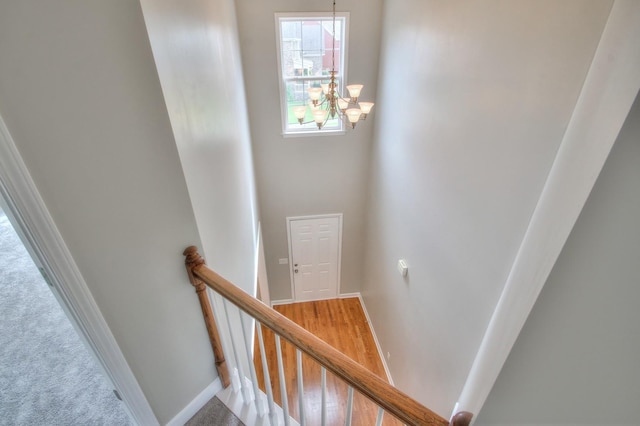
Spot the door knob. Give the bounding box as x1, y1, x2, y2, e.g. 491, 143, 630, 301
294, 269, 299, 273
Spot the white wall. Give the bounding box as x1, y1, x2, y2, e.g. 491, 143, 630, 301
235, 0, 383, 301
362, 0, 612, 417
475, 90, 640, 426
140, 0, 260, 408
0, 1, 251, 423
140, 0, 258, 296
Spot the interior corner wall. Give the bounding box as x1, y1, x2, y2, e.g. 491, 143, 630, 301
361, 0, 612, 417
0, 1, 219, 423
474, 91, 640, 426
235, 0, 383, 301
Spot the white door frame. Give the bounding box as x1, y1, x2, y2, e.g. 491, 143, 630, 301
286, 213, 343, 302
0, 115, 157, 425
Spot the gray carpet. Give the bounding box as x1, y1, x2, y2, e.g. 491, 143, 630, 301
185, 397, 244, 426
0, 208, 132, 425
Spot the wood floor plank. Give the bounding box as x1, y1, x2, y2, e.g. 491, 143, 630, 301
254, 298, 403, 425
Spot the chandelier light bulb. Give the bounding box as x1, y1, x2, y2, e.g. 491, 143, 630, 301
337, 97, 350, 111
359, 102, 374, 114
345, 108, 362, 128
346, 84, 364, 101
308, 87, 323, 102
293, 106, 307, 123
313, 109, 329, 128
358, 102, 375, 119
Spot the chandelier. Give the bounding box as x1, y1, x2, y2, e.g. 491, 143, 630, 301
292, 0, 374, 130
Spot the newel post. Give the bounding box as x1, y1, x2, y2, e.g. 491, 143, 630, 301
183, 246, 231, 388
450, 411, 473, 426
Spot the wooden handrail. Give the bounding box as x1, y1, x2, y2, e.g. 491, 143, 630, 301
183, 246, 472, 426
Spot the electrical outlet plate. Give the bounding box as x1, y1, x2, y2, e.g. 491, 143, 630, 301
397, 259, 408, 277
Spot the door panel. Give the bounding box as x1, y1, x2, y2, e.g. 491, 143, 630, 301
289, 216, 340, 301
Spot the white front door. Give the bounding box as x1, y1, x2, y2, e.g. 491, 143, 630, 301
288, 215, 341, 302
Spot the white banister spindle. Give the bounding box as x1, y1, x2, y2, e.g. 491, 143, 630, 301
223, 300, 251, 404
345, 386, 354, 426
257, 324, 278, 425
275, 335, 290, 426
321, 367, 327, 426
375, 407, 384, 426
296, 349, 305, 425
239, 311, 265, 415
210, 292, 234, 390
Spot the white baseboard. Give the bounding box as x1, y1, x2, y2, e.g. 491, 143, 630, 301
338, 292, 360, 299
274, 292, 358, 307
355, 293, 394, 385
166, 378, 223, 426
270, 298, 294, 307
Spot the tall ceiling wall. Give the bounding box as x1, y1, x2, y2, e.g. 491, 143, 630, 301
361, 0, 613, 416
476, 89, 640, 426
235, 0, 383, 301
140, 0, 258, 295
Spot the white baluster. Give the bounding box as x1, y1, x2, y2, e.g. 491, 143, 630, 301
345, 386, 354, 426
321, 367, 327, 426
275, 335, 290, 426
296, 349, 305, 425
240, 311, 265, 415
375, 407, 384, 426
257, 323, 278, 425
210, 292, 237, 392
223, 300, 251, 404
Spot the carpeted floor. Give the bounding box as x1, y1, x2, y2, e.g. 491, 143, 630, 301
185, 397, 244, 426
0, 208, 132, 425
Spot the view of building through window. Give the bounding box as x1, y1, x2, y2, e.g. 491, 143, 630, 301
276, 14, 348, 134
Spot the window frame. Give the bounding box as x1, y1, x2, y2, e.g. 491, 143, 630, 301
275, 12, 350, 137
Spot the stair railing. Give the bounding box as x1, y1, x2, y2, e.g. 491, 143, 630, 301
184, 246, 472, 426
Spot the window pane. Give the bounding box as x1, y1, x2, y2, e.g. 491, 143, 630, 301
281, 18, 344, 79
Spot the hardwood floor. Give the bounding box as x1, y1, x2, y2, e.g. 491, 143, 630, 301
254, 297, 402, 425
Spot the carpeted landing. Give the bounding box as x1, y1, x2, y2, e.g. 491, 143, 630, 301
186, 397, 245, 426
0, 208, 131, 425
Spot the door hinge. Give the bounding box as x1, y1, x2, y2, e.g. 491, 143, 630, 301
113, 389, 122, 401
38, 267, 54, 287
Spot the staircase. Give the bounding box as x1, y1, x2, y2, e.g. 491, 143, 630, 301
183, 246, 472, 426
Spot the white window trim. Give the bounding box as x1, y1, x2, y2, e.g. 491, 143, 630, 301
275, 12, 350, 136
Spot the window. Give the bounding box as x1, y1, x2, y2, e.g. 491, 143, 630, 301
276, 13, 349, 135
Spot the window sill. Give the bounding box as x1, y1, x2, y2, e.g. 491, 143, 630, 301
282, 130, 346, 138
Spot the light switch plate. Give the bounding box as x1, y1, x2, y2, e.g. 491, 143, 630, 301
279, 258, 289, 265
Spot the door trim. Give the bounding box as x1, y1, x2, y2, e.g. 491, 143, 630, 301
286, 213, 343, 302
0, 114, 157, 425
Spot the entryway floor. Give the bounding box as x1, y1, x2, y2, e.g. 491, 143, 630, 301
254, 297, 403, 425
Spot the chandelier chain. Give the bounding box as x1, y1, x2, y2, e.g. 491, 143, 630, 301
332, 0, 336, 76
